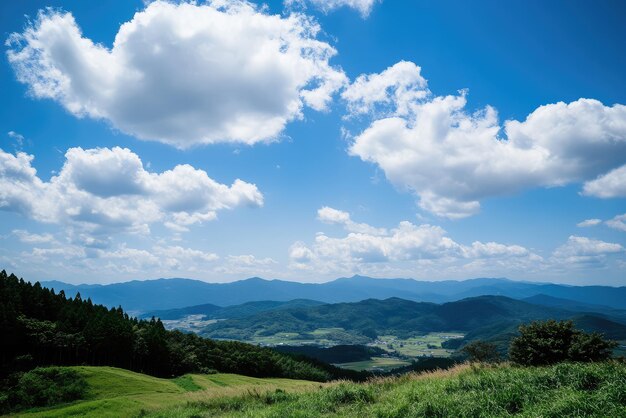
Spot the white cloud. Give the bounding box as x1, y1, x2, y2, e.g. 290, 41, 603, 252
7, 131, 25, 147
7, 1, 347, 148
463, 241, 536, 259
286, 0, 378, 17
17, 242, 221, 277
11, 239, 283, 282
215, 254, 279, 276
317, 206, 387, 235
582, 165, 626, 198
342, 61, 428, 116
12, 229, 55, 244
552, 235, 623, 266
344, 62, 626, 218
0, 146, 263, 240
606, 213, 626, 232
577, 219, 602, 228
318, 206, 351, 224
291, 209, 540, 273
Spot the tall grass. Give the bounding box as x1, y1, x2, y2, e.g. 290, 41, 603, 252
147, 361, 626, 417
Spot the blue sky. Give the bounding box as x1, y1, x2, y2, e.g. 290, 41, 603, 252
1, 0, 625, 285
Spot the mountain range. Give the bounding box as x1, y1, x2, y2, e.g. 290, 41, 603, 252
40, 276, 626, 313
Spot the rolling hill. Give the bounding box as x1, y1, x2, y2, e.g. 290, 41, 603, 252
10, 366, 320, 417
40, 275, 626, 313
200, 295, 626, 347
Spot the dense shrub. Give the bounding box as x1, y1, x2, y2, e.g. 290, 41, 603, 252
0, 367, 87, 413
568, 330, 617, 362
461, 340, 501, 363
509, 320, 616, 366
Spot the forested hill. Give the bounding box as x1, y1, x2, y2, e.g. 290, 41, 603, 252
0, 270, 361, 381
202, 295, 626, 344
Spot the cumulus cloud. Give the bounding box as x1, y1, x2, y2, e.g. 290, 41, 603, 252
342, 61, 428, 116
344, 61, 626, 218
574, 214, 626, 232
606, 213, 626, 232
317, 206, 387, 235
552, 235, 623, 266
0, 146, 263, 239
291, 208, 540, 273
12, 229, 55, 244
286, 0, 378, 17
582, 165, 626, 198
10, 236, 286, 282
15, 241, 222, 278
577, 219, 602, 228
7, 1, 347, 148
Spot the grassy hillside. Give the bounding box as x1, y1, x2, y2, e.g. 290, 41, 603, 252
11, 362, 626, 417
145, 361, 626, 417
14, 366, 321, 417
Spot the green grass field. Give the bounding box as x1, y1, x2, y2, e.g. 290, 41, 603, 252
247, 327, 368, 346
372, 333, 464, 358
12, 361, 626, 417
14, 367, 321, 418
226, 330, 464, 372
144, 361, 626, 417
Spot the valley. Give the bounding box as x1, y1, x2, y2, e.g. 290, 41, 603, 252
149, 292, 626, 372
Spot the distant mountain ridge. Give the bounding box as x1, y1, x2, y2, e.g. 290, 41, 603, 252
40, 275, 626, 313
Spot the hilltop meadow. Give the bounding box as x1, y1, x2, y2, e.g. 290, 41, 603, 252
8, 361, 626, 417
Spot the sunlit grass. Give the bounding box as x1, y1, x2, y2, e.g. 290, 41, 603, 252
145, 362, 626, 417
15, 367, 321, 418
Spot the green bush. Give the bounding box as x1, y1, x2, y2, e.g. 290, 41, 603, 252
461, 340, 501, 363
569, 331, 617, 362
1, 367, 87, 413
509, 320, 617, 366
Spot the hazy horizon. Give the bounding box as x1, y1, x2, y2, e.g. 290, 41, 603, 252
34, 274, 609, 288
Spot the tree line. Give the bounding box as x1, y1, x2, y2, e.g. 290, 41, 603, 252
0, 270, 365, 381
